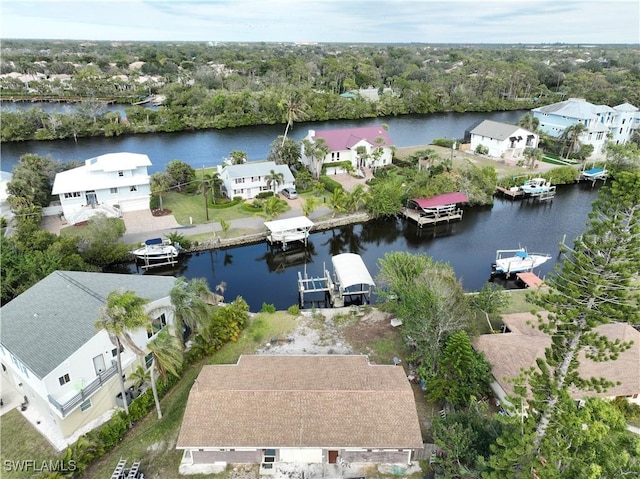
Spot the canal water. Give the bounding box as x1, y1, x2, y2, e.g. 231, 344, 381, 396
0, 109, 525, 174
112, 182, 600, 311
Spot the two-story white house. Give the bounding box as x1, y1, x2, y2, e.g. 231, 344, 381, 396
0, 271, 176, 450
469, 120, 539, 160
300, 125, 394, 178
217, 161, 295, 200
51, 152, 152, 225
532, 98, 640, 156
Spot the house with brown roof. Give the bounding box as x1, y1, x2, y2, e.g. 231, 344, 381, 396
474, 312, 640, 407
176, 355, 423, 475
300, 125, 394, 178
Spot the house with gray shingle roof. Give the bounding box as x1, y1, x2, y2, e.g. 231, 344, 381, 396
176, 355, 423, 475
301, 126, 394, 178
217, 160, 295, 200
469, 120, 539, 161
532, 98, 640, 156
0, 271, 176, 449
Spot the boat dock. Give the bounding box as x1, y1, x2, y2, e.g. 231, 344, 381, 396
495, 186, 526, 200
516, 272, 546, 289
579, 167, 608, 186
495, 185, 555, 202
297, 254, 375, 307
401, 205, 463, 227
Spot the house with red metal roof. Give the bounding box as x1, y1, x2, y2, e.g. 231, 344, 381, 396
300, 125, 394, 179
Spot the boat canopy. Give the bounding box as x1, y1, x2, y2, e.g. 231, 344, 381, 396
516, 250, 528, 258
264, 216, 314, 233
408, 192, 469, 210
332, 253, 375, 289
145, 238, 164, 246
583, 167, 605, 176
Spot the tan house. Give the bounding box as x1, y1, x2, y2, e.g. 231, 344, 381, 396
474, 312, 640, 406
176, 355, 423, 475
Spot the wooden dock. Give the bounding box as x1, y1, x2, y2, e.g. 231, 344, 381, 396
495, 186, 525, 200
401, 206, 463, 227
297, 269, 344, 307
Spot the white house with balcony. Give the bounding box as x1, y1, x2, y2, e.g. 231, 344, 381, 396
51, 152, 152, 225
532, 98, 640, 156
217, 161, 294, 200
469, 120, 539, 161
0, 271, 176, 450
300, 125, 394, 178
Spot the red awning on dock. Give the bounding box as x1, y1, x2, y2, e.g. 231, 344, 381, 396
410, 192, 469, 210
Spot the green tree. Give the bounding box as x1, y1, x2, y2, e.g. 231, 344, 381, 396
302, 138, 330, 180
150, 172, 171, 211
170, 277, 211, 343
365, 176, 406, 217
279, 92, 308, 146
261, 195, 288, 220
488, 171, 640, 477
517, 112, 539, 132
559, 123, 587, 159
166, 160, 196, 191
470, 283, 510, 333
95, 290, 149, 417
265, 169, 285, 194
146, 329, 183, 419
268, 136, 301, 167
6, 154, 59, 208
345, 184, 371, 213
78, 213, 129, 267
522, 147, 542, 170
426, 331, 492, 407
229, 150, 247, 164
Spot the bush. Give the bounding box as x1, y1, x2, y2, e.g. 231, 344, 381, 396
210, 198, 242, 209
432, 138, 459, 148
287, 304, 300, 315
475, 144, 489, 155
255, 191, 275, 199
165, 231, 192, 250
261, 303, 276, 313
319, 175, 344, 193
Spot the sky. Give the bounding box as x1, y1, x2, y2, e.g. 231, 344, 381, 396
1, 0, 639, 44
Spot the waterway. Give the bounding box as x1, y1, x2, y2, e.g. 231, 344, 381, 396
112, 182, 600, 312
1, 109, 525, 174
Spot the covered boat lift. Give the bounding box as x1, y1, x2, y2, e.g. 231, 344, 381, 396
402, 192, 468, 227
297, 253, 375, 307
264, 216, 314, 250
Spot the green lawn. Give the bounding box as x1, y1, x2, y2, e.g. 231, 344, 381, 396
0, 410, 59, 479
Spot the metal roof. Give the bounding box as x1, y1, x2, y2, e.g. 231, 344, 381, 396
332, 253, 375, 289
264, 216, 314, 233
0, 271, 175, 379
220, 161, 294, 183
469, 120, 528, 140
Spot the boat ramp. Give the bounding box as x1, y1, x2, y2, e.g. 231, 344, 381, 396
401, 192, 468, 227
297, 253, 375, 307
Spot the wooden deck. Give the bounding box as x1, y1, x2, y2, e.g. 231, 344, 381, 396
516, 272, 546, 289
495, 186, 525, 200
401, 207, 463, 227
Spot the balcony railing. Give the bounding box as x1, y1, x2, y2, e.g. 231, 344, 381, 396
48, 363, 119, 417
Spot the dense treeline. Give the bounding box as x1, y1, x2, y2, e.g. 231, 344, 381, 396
1, 41, 639, 142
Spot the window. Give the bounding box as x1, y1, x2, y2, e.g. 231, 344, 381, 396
147, 313, 167, 338
112, 348, 118, 357
234, 178, 245, 184
118, 170, 124, 177
80, 399, 92, 412
145, 353, 153, 369
58, 373, 71, 386
110, 187, 118, 194
130, 185, 138, 192
64, 192, 82, 199
10, 354, 29, 377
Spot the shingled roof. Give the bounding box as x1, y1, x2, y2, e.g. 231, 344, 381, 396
0, 271, 175, 379
474, 312, 640, 399
177, 355, 423, 449
469, 120, 534, 141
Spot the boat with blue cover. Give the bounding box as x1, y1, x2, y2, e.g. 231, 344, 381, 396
492, 248, 551, 276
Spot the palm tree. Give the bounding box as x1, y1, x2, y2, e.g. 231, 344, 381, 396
170, 277, 211, 345
280, 92, 308, 147
346, 184, 371, 213
560, 123, 587, 159
150, 172, 171, 211
200, 174, 212, 221
302, 138, 330, 180
262, 195, 288, 220
146, 329, 182, 419
95, 290, 149, 417
523, 147, 543, 169
517, 112, 540, 132
265, 169, 285, 194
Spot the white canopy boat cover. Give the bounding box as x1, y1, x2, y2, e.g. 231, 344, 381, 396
264, 216, 314, 235
332, 253, 375, 290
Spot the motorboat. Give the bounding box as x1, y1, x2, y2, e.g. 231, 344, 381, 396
131, 238, 182, 262
519, 178, 553, 195
492, 248, 551, 276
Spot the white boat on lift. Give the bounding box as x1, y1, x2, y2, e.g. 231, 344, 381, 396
520, 178, 553, 195
492, 248, 551, 276
131, 238, 182, 262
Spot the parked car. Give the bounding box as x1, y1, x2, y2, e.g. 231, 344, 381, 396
281, 187, 297, 199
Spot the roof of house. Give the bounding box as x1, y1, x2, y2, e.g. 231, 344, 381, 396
532, 98, 616, 120
614, 102, 639, 112
310, 125, 394, 151
52, 152, 151, 194
469, 120, 534, 141
0, 271, 175, 379
177, 355, 423, 449
219, 161, 294, 183
473, 312, 640, 399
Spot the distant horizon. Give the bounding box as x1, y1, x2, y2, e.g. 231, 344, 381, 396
1, 1, 638, 44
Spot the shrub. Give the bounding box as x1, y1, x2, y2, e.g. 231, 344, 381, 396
432, 138, 458, 148
210, 198, 242, 209
165, 231, 192, 250
261, 303, 276, 313
255, 191, 275, 199
287, 304, 300, 315
319, 175, 343, 193
249, 317, 268, 342
475, 144, 489, 155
